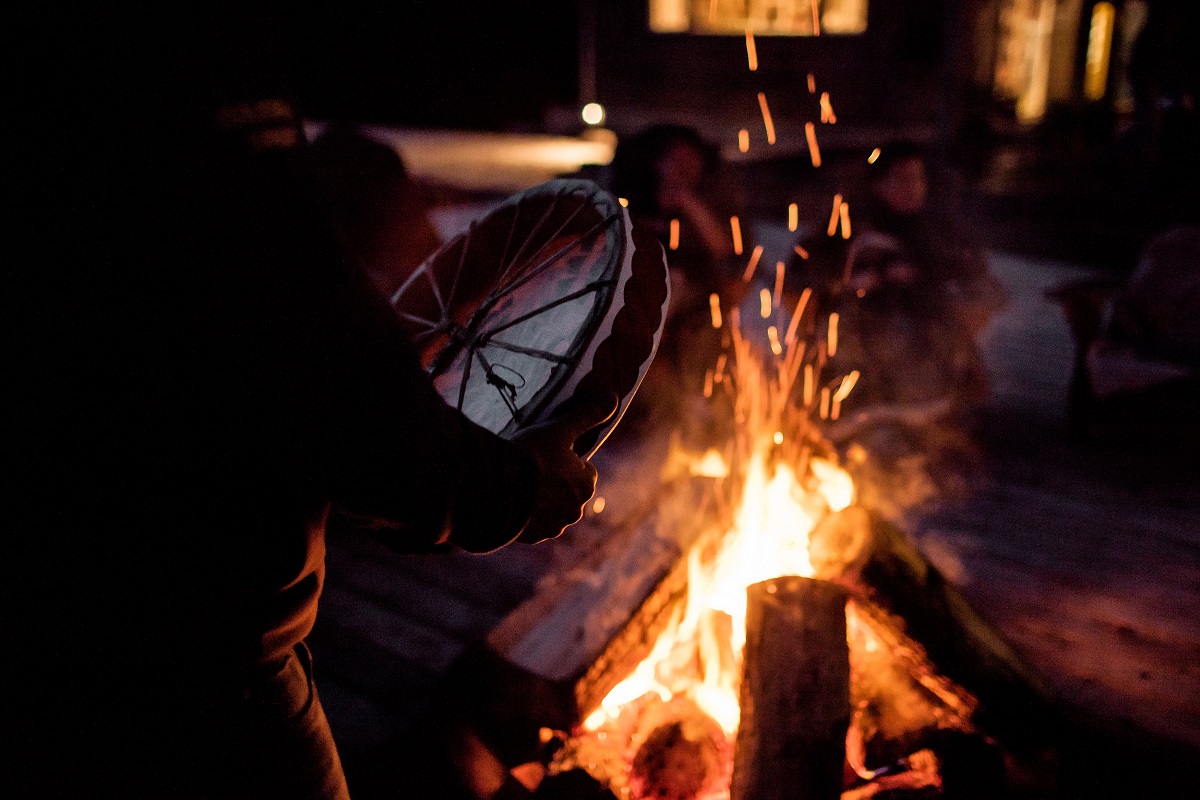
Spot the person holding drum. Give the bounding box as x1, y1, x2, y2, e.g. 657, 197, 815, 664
8, 7, 621, 799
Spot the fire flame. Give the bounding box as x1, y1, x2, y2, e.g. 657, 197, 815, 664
584, 304, 857, 737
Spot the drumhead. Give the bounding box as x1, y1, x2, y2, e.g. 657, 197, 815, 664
392, 179, 669, 457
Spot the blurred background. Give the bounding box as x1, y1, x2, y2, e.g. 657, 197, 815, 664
284, 2, 1199, 797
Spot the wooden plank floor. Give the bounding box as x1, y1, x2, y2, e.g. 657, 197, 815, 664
310, 248, 1200, 775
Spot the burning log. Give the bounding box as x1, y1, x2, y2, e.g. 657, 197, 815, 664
730, 577, 850, 800
810, 507, 1053, 747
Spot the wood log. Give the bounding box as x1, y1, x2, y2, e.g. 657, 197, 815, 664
812, 507, 1053, 748
730, 577, 850, 800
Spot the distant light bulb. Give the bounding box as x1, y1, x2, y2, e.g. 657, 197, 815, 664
581, 102, 605, 125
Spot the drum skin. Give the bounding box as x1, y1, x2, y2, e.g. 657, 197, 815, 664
392, 179, 669, 457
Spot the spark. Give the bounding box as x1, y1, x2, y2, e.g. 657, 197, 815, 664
669, 218, 680, 250
592, 496, 606, 514
811, 0, 821, 36
730, 216, 743, 255
767, 325, 783, 356
785, 287, 812, 344
618, 197, 629, 207
805, 122, 821, 167
759, 288, 772, 319
738, 129, 750, 153
807, 73, 816, 94
773, 430, 784, 445
742, 245, 764, 282
704, 369, 714, 398
827, 312, 839, 357
709, 293, 723, 329
820, 386, 831, 419
833, 370, 860, 402
788, 202, 798, 232
804, 363, 815, 405
839, 202, 852, 239
868, 147, 881, 164
794, 244, 809, 260
820, 92, 837, 124
774, 261, 785, 308
827, 194, 843, 236
745, 28, 758, 71
758, 92, 776, 145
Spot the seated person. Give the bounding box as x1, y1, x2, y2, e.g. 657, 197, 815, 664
609, 125, 743, 441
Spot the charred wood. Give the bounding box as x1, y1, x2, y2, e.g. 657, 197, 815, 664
730, 577, 850, 800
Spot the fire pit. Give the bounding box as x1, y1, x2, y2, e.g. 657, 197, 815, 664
448, 296, 1040, 800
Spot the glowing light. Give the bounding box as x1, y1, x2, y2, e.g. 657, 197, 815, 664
592, 496, 606, 514
738, 129, 750, 153
868, 147, 881, 164
742, 245, 764, 282
827, 312, 839, 357
788, 202, 798, 232
709, 293, 723, 329
785, 287, 812, 345
758, 92, 776, 145
819, 92, 837, 124
730, 215, 743, 255
773, 430, 784, 445
805, 122, 822, 167
833, 370, 859, 402
745, 28, 758, 71
767, 326, 783, 356
669, 218, 680, 250
1085, 3, 1115, 102
759, 288, 772, 319
839, 202, 852, 239
690, 448, 730, 478
794, 244, 809, 260
581, 102, 605, 126
827, 194, 843, 236
618, 197, 629, 207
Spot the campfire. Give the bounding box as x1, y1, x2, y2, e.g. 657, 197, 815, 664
471, 288, 1036, 800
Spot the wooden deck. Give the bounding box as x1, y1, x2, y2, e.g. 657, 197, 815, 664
309, 248, 1200, 792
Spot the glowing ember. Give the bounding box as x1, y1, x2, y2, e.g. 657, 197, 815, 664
619, 197, 630, 207
805, 122, 822, 167
868, 147, 881, 164
709, 294, 723, 329
807, 73, 817, 94
741, 245, 763, 283
758, 289, 771, 319
820, 92, 837, 124
787, 203, 798, 232
669, 218, 680, 250
757, 93, 776, 145
773, 262, 785, 308
767, 326, 782, 356
744, 29, 758, 71
827, 194, 843, 236
729, 216, 743, 255
737, 129, 749, 153
840, 201, 852, 239
827, 312, 840, 357
794, 244, 809, 260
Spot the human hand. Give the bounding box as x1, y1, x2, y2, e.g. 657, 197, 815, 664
510, 391, 619, 544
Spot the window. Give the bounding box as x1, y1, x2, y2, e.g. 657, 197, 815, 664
649, 0, 868, 36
